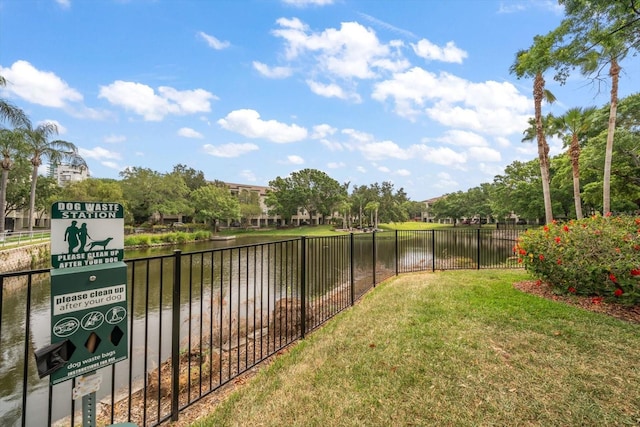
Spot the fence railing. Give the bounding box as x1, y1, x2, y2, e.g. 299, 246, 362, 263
0, 229, 522, 426
0, 230, 51, 247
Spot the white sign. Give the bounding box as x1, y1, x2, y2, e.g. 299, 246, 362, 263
50, 201, 124, 269
72, 374, 103, 400
53, 284, 126, 315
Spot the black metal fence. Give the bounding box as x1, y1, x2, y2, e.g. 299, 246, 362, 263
0, 228, 522, 426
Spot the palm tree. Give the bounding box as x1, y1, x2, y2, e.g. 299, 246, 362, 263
22, 122, 85, 231
553, 107, 597, 219
0, 76, 30, 128
511, 32, 560, 224
557, 1, 638, 213
0, 128, 26, 234
365, 201, 379, 230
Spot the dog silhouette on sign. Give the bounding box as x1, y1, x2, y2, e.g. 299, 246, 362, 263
88, 237, 114, 251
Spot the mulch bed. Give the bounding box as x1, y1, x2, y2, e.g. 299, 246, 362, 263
513, 280, 640, 324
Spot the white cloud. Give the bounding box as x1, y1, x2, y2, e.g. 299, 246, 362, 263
99, 81, 216, 121
498, 0, 563, 14
411, 39, 468, 63
396, 169, 411, 176
217, 109, 308, 143
253, 61, 293, 78
79, 146, 121, 160
102, 161, 120, 170
437, 130, 488, 147
177, 127, 204, 138
468, 146, 502, 162
56, 0, 71, 8
359, 140, 413, 161
240, 170, 257, 182
202, 143, 259, 157
357, 12, 418, 40
272, 18, 408, 80
377, 165, 391, 173
198, 31, 230, 50
282, 0, 334, 6
0, 60, 82, 108
327, 161, 345, 169
434, 172, 459, 189
306, 80, 360, 101
286, 155, 305, 164
356, 166, 366, 173
311, 124, 337, 139
414, 145, 467, 166
372, 67, 531, 136
104, 134, 126, 144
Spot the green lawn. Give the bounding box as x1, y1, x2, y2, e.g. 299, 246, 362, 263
193, 270, 640, 427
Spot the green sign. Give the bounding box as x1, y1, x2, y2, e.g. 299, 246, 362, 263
48, 200, 128, 385
50, 201, 124, 269
50, 262, 128, 385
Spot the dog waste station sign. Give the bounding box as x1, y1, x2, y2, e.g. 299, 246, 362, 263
46, 201, 128, 386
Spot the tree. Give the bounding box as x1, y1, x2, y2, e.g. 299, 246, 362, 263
337, 199, 352, 229
553, 106, 598, 219
0, 75, 30, 128
364, 201, 380, 229
0, 128, 26, 233
491, 160, 546, 221
290, 169, 346, 224
191, 184, 240, 231
266, 169, 346, 225
120, 167, 191, 225
581, 128, 640, 212
557, 0, 639, 213
238, 188, 262, 227
511, 29, 562, 224
22, 122, 85, 231
265, 176, 301, 224
171, 164, 207, 192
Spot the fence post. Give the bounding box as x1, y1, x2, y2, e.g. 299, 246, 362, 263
476, 228, 481, 270
372, 231, 377, 287
300, 236, 306, 339
394, 230, 399, 275
431, 229, 436, 272
171, 249, 182, 422
350, 233, 355, 306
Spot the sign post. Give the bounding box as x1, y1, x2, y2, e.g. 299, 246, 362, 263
43, 201, 129, 427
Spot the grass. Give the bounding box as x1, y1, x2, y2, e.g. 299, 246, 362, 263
192, 270, 640, 427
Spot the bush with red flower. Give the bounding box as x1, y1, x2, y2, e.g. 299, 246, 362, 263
514, 214, 640, 303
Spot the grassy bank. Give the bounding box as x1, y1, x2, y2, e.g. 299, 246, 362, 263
193, 270, 640, 426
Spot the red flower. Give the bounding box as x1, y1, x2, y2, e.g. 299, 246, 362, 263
605, 212, 612, 217
634, 245, 640, 251
609, 273, 618, 283
631, 268, 640, 276
568, 286, 576, 293
591, 297, 603, 305
563, 225, 569, 232
519, 249, 526, 255
539, 254, 545, 261
543, 226, 549, 232
556, 258, 562, 265
535, 280, 542, 286
517, 258, 523, 264
554, 236, 561, 244
635, 218, 640, 225
615, 247, 621, 253
552, 219, 558, 225
614, 288, 623, 297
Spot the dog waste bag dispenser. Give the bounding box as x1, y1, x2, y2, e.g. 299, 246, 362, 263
43, 201, 128, 384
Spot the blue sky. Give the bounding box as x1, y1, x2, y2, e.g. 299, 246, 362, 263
1, 0, 638, 201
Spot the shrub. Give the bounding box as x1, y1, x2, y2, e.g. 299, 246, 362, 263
515, 214, 640, 303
